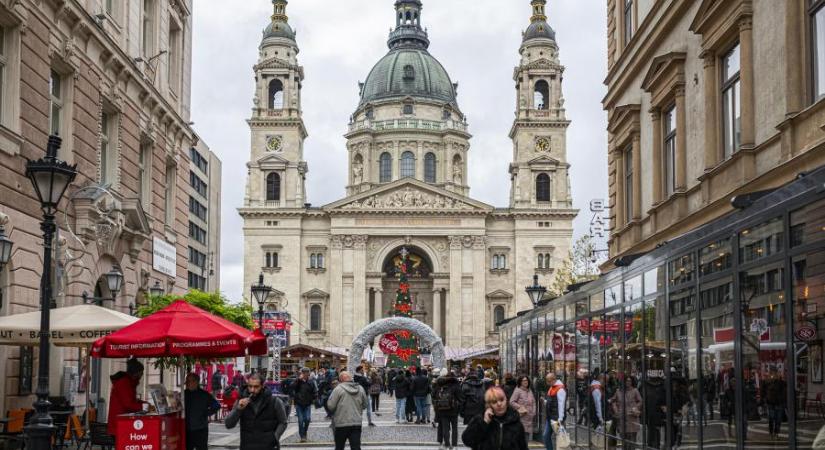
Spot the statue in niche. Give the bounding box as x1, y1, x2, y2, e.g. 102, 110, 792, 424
453, 164, 463, 184
352, 160, 363, 184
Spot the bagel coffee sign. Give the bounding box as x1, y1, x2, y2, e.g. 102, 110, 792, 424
379, 334, 399, 355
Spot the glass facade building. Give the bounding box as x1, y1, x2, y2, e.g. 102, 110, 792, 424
498, 166, 825, 449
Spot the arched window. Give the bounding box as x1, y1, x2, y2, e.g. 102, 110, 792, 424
537, 253, 544, 269
536, 173, 551, 202
494, 305, 505, 325
379, 152, 392, 182
310, 254, 317, 269
266, 173, 281, 201
310, 304, 322, 331
400, 151, 415, 178
534, 80, 550, 110
403, 65, 415, 81
424, 153, 436, 182
268, 79, 284, 109
317, 254, 324, 268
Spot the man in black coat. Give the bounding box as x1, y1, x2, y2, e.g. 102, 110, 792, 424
291, 368, 317, 442
184, 373, 220, 450
459, 373, 485, 425
433, 370, 464, 448
354, 366, 376, 426
226, 373, 287, 450
411, 368, 432, 424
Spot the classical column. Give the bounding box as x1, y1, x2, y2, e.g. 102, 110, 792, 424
738, 16, 755, 149
353, 235, 368, 332
432, 288, 442, 341
702, 53, 719, 170
447, 236, 463, 347
785, 0, 804, 115
631, 132, 642, 220
675, 87, 687, 190
374, 289, 383, 322
329, 236, 344, 345
614, 147, 625, 226
472, 237, 487, 346
650, 108, 663, 205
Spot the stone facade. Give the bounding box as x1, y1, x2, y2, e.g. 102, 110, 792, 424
0, 0, 198, 412
240, 0, 577, 350
187, 140, 221, 291
604, 0, 825, 263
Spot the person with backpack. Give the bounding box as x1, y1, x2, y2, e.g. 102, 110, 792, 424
434, 369, 463, 449
509, 376, 536, 444
460, 372, 486, 425
368, 369, 383, 415
412, 367, 432, 424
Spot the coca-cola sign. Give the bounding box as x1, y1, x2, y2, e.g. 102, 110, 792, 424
379, 334, 399, 355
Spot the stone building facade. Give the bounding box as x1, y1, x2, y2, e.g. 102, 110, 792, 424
604, 0, 825, 262
0, 0, 199, 411
240, 0, 577, 351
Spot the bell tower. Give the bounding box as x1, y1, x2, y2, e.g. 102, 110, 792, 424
244, 0, 308, 209
509, 0, 572, 210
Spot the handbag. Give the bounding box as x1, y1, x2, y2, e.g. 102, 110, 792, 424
555, 425, 571, 449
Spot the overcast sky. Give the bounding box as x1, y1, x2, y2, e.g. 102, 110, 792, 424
191, 0, 608, 302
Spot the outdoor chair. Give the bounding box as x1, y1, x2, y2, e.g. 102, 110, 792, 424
80, 422, 113, 450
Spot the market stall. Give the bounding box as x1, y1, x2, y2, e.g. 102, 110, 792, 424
92, 300, 267, 450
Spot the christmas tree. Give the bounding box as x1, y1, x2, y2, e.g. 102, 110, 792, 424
387, 247, 420, 368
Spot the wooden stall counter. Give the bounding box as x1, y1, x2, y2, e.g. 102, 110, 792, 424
115, 411, 184, 450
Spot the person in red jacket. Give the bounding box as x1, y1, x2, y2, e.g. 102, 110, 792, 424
106, 358, 147, 435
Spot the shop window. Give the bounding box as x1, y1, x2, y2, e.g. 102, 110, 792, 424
790, 197, 825, 247
624, 275, 642, 302
669, 253, 695, 286
310, 304, 322, 331
699, 238, 732, 276
605, 284, 622, 307
739, 217, 783, 264
721, 43, 741, 159
643, 267, 660, 296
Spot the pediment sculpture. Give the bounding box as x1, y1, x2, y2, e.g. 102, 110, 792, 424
341, 187, 473, 210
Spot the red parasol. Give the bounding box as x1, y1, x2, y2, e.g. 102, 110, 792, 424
91, 300, 267, 358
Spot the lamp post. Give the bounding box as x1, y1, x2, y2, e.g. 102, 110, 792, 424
81, 267, 124, 306
24, 135, 77, 450
525, 274, 547, 308
149, 280, 165, 297
251, 273, 272, 373
0, 221, 13, 310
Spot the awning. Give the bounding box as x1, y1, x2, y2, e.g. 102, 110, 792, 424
0, 304, 139, 347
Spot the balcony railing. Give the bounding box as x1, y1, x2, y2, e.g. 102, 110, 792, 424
348, 118, 468, 133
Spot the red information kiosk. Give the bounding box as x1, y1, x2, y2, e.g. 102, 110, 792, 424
115, 412, 184, 450
92, 300, 268, 450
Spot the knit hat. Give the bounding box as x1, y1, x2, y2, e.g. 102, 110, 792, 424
126, 358, 144, 376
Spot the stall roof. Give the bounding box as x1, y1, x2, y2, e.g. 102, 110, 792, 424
280, 344, 348, 358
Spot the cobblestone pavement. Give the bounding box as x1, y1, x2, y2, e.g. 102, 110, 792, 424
207, 393, 544, 449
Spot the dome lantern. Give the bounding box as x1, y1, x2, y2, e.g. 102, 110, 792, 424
523, 0, 556, 43
263, 0, 296, 42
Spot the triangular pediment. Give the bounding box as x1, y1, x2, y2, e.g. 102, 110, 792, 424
524, 58, 558, 70
254, 56, 293, 71
323, 179, 493, 213
486, 290, 513, 299
528, 155, 562, 165
302, 289, 330, 299
253, 153, 291, 169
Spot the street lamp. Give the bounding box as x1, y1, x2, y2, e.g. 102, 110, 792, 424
0, 224, 13, 269
105, 267, 124, 299
24, 134, 77, 450
525, 274, 547, 308
149, 280, 165, 297
251, 273, 272, 372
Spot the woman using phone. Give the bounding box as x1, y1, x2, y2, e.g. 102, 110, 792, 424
461, 386, 528, 450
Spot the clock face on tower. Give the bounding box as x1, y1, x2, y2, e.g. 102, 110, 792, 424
266, 136, 282, 152
535, 137, 550, 153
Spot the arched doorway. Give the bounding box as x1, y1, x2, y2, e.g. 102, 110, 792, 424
381, 246, 433, 329
348, 317, 445, 372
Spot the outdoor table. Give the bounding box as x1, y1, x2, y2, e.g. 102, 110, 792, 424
114, 410, 184, 450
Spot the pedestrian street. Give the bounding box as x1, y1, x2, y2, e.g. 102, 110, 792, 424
206, 392, 546, 449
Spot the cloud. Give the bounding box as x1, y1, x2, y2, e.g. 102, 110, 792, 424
191, 0, 608, 302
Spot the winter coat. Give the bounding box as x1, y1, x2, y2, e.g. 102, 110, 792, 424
461, 407, 529, 450
225, 392, 287, 450
412, 373, 431, 397
394, 375, 412, 399
291, 378, 317, 407
184, 387, 220, 431
326, 381, 368, 428
369, 374, 383, 395
106, 372, 144, 435
610, 387, 643, 433
460, 376, 486, 425
502, 379, 517, 401
509, 386, 536, 434
762, 378, 787, 407
433, 376, 463, 417
642, 379, 666, 427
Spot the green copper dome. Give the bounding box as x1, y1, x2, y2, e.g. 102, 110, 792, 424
360, 48, 457, 105
263, 21, 295, 41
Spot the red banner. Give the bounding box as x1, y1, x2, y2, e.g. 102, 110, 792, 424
379, 334, 399, 355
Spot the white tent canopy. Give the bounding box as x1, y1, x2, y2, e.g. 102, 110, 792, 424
0, 304, 139, 347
